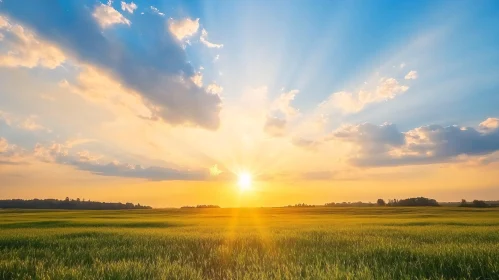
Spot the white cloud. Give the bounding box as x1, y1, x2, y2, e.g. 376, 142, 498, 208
206, 83, 223, 95
272, 90, 299, 118
93, 3, 131, 28
405, 70, 418, 80
168, 18, 199, 41
213, 54, 220, 62
121, 1, 137, 14
150, 6, 165, 16
200, 29, 223, 48
400, 63, 406, 68
190, 72, 203, 87
0, 17, 65, 69
322, 77, 409, 113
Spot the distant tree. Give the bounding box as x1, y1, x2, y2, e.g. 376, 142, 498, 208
387, 197, 439, 207
377, 199, 386, 206
0, 199, 152, 210
460, 199, 467, 206
472, 200, 490, 208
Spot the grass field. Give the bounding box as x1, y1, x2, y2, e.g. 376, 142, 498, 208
1, 207, 499, 279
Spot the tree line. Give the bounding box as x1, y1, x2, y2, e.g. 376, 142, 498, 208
0, 198, 152, 210
181, 205, 221, 209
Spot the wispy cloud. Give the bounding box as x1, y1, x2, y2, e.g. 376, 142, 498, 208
150, 6, 164, 16
200, 29, 223, 48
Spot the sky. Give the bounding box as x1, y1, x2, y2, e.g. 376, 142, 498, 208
0, 0, 499, 207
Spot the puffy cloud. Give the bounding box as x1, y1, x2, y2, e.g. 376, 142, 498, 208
120, 1, 137, 14
405, 70, 418, 80
18, 115, 49, 132
480, 118, 499, 131
0, 137, 24, 164
59, 66, 153, 119
93, 3, 131, 28
2, 2, 221, 129
0, 137, 9, 152
330, 118, 499, 166
331, 123, 405, 155
150, 6, 165, 16
168, 18, 199, 41
272, 90, 299, 118
0, 16, 9, 28
0, 110, 50, 132
206, 83, 223, 95
264, 116, 286, 137
262, 89, 300, 137
322, 78, 409, 113
190, 72, 203, 87
200, 29, 223, 48
0, 16, 65, 69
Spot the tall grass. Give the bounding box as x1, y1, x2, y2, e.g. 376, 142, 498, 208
1, 207, 498, 279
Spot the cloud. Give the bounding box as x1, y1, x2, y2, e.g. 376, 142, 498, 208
480, 118, 499, 131
322, 77, 409, 113
0, 110, 50, 132
59, 66, 153, 119
291, 137, 319, 150
32, 142, 207, 181
190, 72, 203, 87
272, 90, 299, 118
150, 6, 165, 16
400, 63, 406, 68
200, 29, 223, 48
209, 164, 222, 176
206, 83, 223, 95
18, 115, 50, 132
0, 16, 66, 69
405, 70, 418, 80
0, 137, 9, 152
0, 137, 24, 164
330, 117, 499, 166
120, 1, 137, 14
264, 116, 286, 137
168, 17, 199, 41
1, 2, 221, 129
93, 3, 131, 28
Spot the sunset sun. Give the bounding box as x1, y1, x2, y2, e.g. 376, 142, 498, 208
237, 172, 252, 191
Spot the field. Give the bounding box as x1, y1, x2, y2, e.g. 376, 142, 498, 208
1, 207, 499, 279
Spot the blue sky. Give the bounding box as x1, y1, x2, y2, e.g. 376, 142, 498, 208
0, 0, 498, 206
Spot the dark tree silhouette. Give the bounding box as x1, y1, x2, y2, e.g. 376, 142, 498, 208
377, 199, 386, 206
0, 198, 152, 210
387, 197, 439, 207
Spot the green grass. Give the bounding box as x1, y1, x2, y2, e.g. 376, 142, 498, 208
1, 207, 499, 279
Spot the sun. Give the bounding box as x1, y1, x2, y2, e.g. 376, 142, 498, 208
237, 172, 252, 191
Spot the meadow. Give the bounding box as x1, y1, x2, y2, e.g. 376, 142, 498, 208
1, 207, 499, 279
